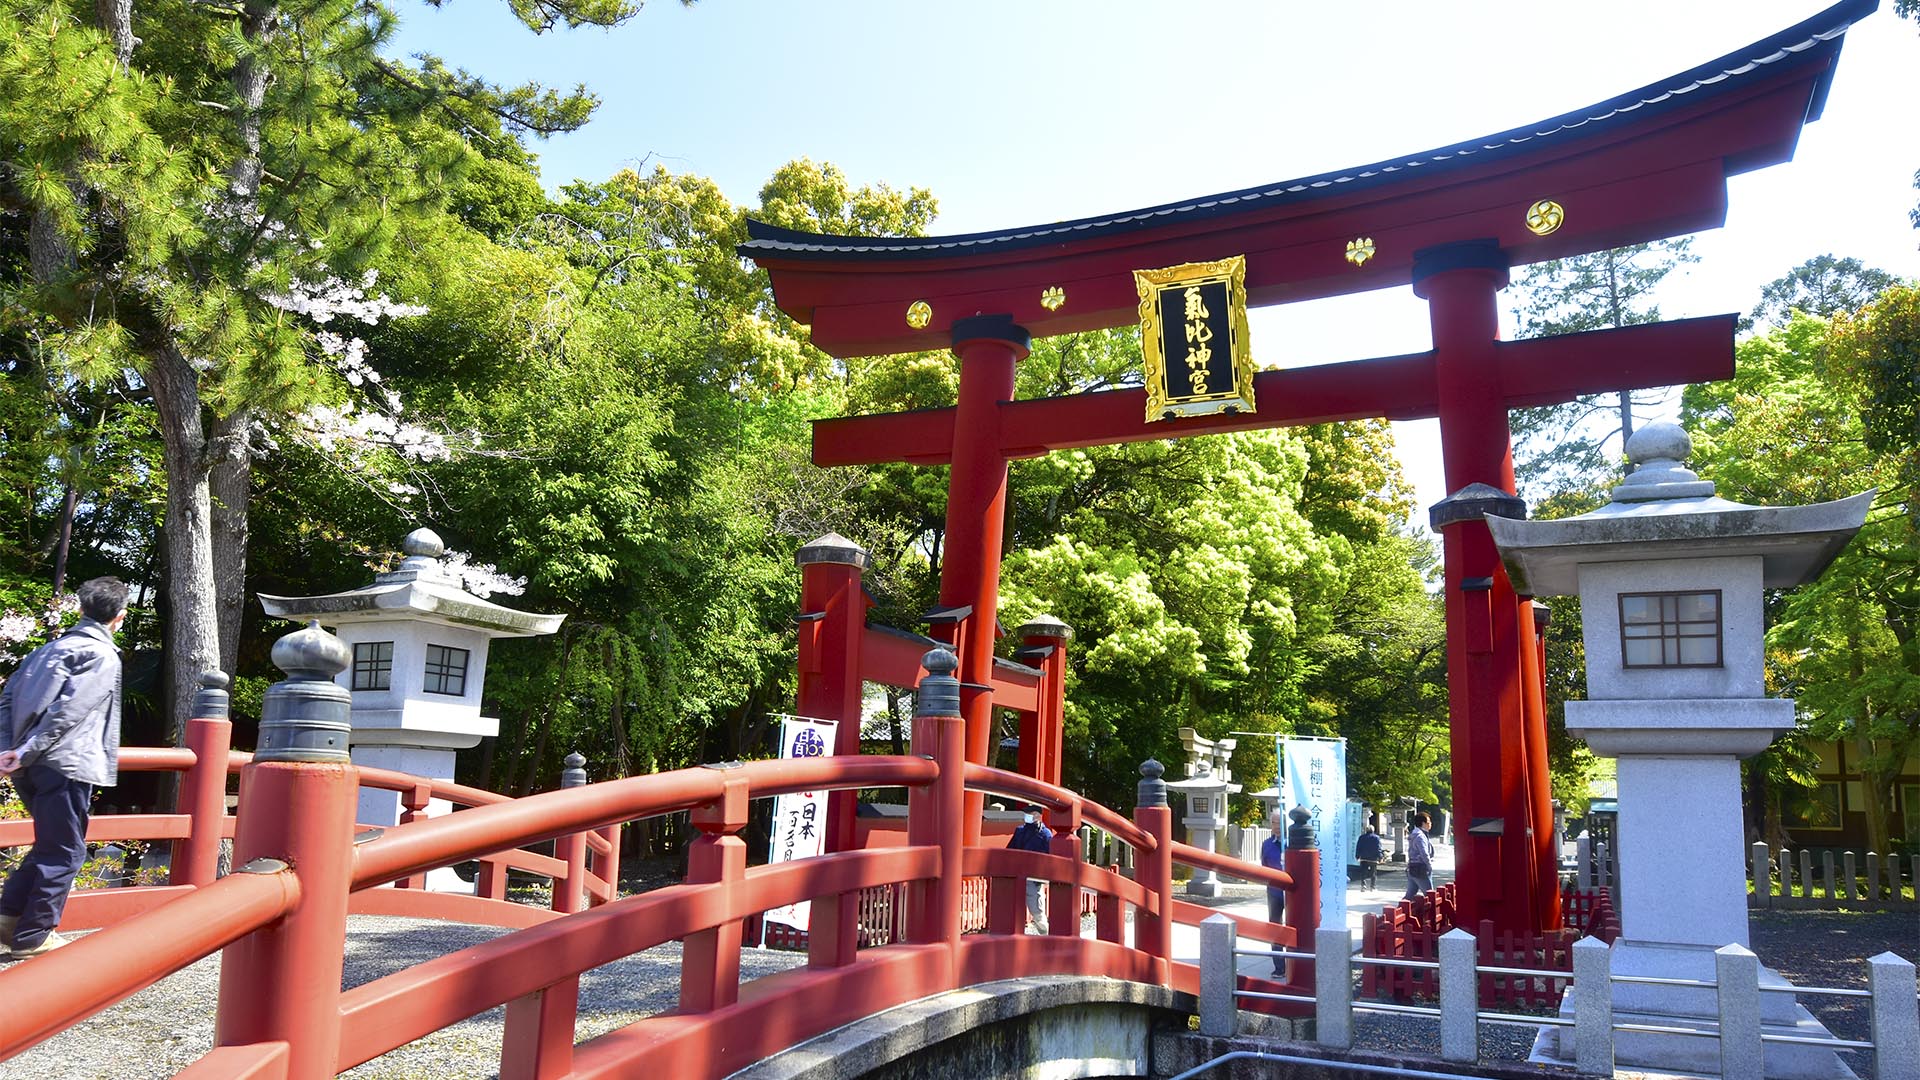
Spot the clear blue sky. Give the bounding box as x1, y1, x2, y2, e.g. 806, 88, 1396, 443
388, 1, 1919, 519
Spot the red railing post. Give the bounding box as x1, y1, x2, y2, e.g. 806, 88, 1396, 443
1133, 760, 1173, 985
213, 624, 358, 1080
172, 672, 233, 888
796, 534, 869, 961
592, 822, 622, 905
396, 782, 431, 890
552, 752, 589, 915
927, 652, 967, 984
1283, 805, 1320, 991
680, 770, 750, 1013
1046, 798, 1083, 936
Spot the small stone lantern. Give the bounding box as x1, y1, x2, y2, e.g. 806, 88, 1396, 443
1489, 422, 1870, 1078
260, 528, 563, 837
1170, 728, 1241, 897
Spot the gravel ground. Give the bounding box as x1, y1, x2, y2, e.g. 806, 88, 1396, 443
3, 904, 1909, 1079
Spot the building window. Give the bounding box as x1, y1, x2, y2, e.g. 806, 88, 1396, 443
352, 641, 393, 691
423, 644, 470, 696
1619, 590, 1722, 668
1784, 782, 1843, 832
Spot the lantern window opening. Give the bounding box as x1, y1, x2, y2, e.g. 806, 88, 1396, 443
424, 643, 471, 696
351, 640, 394, 691
1618, 589, 1722, 669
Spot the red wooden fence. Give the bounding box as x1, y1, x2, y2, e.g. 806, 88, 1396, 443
1360, 882, 1617, 1006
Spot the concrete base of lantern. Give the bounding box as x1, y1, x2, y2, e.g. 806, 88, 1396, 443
351, 743, 470, 893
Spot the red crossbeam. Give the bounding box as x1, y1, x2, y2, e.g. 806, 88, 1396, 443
813, 315, 1733, 467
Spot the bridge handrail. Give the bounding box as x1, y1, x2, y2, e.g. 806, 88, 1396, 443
0, 865, 300, 1060
333, 846, 940, 1069
351, 755, 939, 890
1171, 838, 1294, 894
962, 762, 1155, 852
962, 846, 1156, 912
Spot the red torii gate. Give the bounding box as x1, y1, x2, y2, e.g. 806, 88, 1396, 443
746, 0, 1872, 935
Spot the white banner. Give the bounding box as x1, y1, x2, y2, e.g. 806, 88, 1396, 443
1280, 736, 1349, 930
764, 716, 838, 932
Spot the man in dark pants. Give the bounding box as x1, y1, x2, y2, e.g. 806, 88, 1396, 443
1355, 825, 1384, 891
1259, 809, 1286, 977
0, 577, 128, 959
1008, 803, 1054, 933
1403, 811, 1435, 899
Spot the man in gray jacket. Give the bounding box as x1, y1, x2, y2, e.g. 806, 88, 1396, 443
0, 577, 128, 959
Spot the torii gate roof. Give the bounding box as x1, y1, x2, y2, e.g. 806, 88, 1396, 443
742, 0, 1875, 359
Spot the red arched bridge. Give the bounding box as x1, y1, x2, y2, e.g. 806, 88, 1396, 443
0, 642, 1318, 1080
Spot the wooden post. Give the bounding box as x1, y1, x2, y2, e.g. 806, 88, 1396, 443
551, 753, 590, 915
680, 772, 750, 1013
1284, 805, 1320, 991
172, 673, 233, 888
1047, 800, 1083, 936
213, 624, 358, 1080
1133, 760, 1173, 985
395, 782, 432, 890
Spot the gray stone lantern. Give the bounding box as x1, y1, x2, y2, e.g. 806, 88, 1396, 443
1170, 728, 1241, 897
1490, 421, 1870, 1078
260, 527, 563, 836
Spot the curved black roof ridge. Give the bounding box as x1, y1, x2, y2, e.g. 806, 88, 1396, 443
741, 0, 1875, 261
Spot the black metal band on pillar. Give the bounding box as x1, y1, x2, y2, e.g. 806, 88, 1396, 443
950, 314, 1032, 351
1410, 238, 1511, 292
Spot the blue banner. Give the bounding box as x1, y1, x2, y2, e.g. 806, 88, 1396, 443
1280, 737, 1348, 930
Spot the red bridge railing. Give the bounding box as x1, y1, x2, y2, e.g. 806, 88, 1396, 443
0, 655, 1318, 1079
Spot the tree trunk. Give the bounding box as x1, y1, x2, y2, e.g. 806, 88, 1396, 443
92, 0, 136, 68
210, 411, 254, 673
606, 637, 631, 778
146, 343, 220, 746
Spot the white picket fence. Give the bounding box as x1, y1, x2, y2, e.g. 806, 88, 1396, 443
1750, 842, 1919, 909
1196, 916, 1920, 1079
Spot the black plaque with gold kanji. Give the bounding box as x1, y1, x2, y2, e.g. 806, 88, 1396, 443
1133, 256, 1255, 422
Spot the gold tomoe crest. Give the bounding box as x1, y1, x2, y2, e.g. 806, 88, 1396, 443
1134, 256, 1255, 423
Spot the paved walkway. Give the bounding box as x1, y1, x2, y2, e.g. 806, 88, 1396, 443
1167, 838, 1460, 975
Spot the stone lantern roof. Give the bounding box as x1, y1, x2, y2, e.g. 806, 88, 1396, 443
1165, 762, 1242, 796
1486, 422, 1873, 597
259, 527, 563, 638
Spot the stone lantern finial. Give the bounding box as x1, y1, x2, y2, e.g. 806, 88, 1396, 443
1610, 420, 1715, 503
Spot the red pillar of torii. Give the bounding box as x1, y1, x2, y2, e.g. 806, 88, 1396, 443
745, 1, 1872, 934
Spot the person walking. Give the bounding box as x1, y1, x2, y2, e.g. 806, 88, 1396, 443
1008, 803, 1054, 933
1355, 825, 1383, 891
0, 577, 128, 960
1260, 809, 1287, 977
1403, 811, 1435, 899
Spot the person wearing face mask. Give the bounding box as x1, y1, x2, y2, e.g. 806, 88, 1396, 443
1008, 803, 1054, 934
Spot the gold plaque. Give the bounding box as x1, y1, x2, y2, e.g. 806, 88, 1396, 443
1525, 200, 1565, 236
1134, 256, 1255, 423
905, 300, 933, 329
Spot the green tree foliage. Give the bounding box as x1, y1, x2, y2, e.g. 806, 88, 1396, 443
1682, 285, 1919, 854
1507, 241, 1697, 495
1749, 254, 1899, 328
0, 0, 648, 742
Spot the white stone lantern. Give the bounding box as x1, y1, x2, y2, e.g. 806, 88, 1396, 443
260, 528, 563, 835
1490, 422, 1870, 1079
1172, 728, 1241, 897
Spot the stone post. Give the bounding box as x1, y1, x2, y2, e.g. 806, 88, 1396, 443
1714, 944, 1763, 1079
1198, 914, 1237, 1037
1868, 951, 1920, 1080
1315, 925, 1354, 1049
1571, 936, 1613, 1075
214, 623, 358, 1080
1750, 841, 1771, 909
1438, 926, 1478, 1063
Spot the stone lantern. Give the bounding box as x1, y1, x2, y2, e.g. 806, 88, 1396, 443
1171, 728, 1241, 897
260, 527, 563, 834
1489, 422, 1870, 1078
